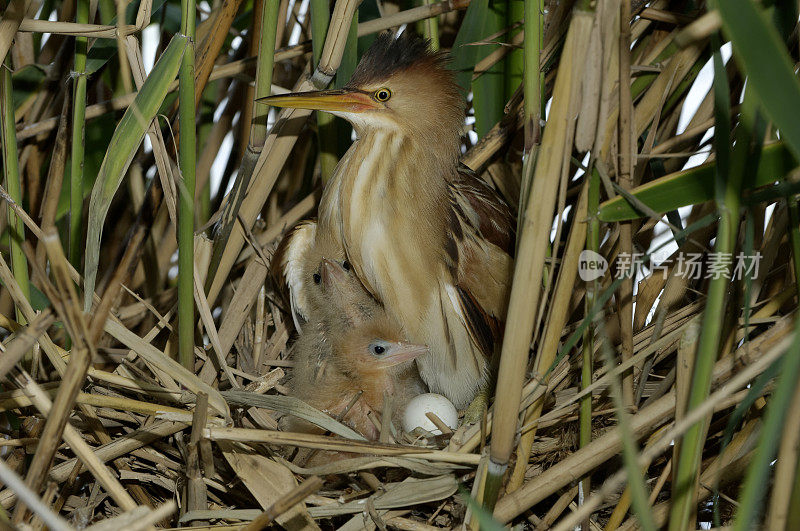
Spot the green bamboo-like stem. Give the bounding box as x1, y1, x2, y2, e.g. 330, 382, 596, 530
337, 14, 359, 87
751, 200, 800, 529
733, 193, 800, 529
249, 0, 280, 148
198, 145, 211, 223
667, 80, 758, 531
309, 0, 328, 65
417, 0, 439, 50
178, 0, 197, 369
788, 199, 800, 291
733, 320, 800, 530
484, 16, 531, 504
579, 164, 600, 526
310, 0, 337, 182
1, 61, 29, 326
335, 12, 358, 157
506, 0, 523, 102
316, 109, 338, 186
203, 0, 279, 292
517, 0, 542, 220
471, 3, 504, 139
69, 0, 89, 268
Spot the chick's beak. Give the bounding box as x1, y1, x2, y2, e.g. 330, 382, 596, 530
376, 343, 429, 369
320, 258, 347, 287
258, 89, 380, 113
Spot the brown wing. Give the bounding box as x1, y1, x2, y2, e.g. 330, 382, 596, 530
447, 166, 516, 357
451, 163, 516, 256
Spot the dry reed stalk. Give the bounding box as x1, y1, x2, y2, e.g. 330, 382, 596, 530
0, 1, 795, 528
205, 0, 360, 305
357, 0, 470, 36
82, 502, 176, 531
16, 20, 139, 37
766, 373, 800, 527
602, 427, 668, 529
495, 390, 676, 523
486, 9, 594, 509
496, 320, 794, 523
241, 476, 324, 530
507, 185, 589, 492
9, 370, 138, 511
0, 389, 191, 418
14, 0, 463, 141
125, 36, 179, 224
451, 353, 572, 455
0, 309, 53, 380
0, 420, 189, 509
617, 418, 760, 530
548, 332, 789, 531
193, 0, 244, 108
674, 10, 721, 48
185, 393, 209, 522
532, 485, 579, 531
0, 0, 35, 65
0, 450, 72, 531
193, 265, 239, 388
14, 233, 97, 523
617, 0, 635, 407
206, 427, 482, 464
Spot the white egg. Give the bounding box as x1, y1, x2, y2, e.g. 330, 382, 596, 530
402, 393, 459, 435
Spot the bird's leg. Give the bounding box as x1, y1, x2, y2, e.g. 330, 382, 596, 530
462, 385, 490, 425
463, 353, 500, 425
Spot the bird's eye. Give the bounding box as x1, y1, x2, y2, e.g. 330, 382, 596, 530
312, 273, 321, 284
372, 344, 386, 355
342, 260, 351, 271
373, 88, 391, 102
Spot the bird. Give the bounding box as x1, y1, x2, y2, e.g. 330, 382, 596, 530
285, 253, 427, 441
262, 31, 515, 412
274, 219, 378, 335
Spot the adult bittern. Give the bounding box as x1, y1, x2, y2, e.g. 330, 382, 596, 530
264, 31, 514, 410
287, 256, 427, 440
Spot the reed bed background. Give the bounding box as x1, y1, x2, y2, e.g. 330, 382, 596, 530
0, 0, 798, 528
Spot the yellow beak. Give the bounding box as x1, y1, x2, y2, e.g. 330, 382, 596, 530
258, 89, 380, 113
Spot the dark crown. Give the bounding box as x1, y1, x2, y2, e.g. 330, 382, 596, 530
347, 31, 447, 87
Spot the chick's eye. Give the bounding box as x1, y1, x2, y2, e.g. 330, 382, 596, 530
373, 88, 391, 102
312, 273, 321, 285
342, 260, 351, 271
372, 345, 386, 355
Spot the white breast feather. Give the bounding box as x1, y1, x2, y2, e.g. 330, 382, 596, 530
281, 222, 316, 331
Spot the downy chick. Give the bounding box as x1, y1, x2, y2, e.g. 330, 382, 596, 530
275, 220, 377, 335
290, 306, 427, 440
278, 232, 427, 439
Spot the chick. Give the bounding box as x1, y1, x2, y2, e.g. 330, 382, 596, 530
275, 220, 377, 334
278, 234, 427, 440
290, 312, 428, 440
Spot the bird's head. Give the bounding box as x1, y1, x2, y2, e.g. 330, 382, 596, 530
334, 315, 429, 374
308, 257, 377, 328
260, 31, 464, 150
